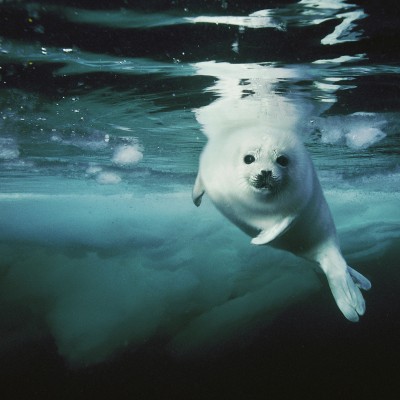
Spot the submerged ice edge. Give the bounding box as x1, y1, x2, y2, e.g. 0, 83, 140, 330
0, 188, 398, 251
0, 187, 398, 363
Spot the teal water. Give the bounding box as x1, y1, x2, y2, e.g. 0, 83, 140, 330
1, 0, 400, 398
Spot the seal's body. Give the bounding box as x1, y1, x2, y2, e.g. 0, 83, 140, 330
193, 126, 371, 322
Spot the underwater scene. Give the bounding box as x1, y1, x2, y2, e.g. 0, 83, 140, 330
1, 0, 399, 398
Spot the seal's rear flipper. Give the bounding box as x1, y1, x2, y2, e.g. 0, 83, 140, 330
327, 271, 366, 322
319, 249, 370, 322
348, 266, 371, 290
192, 173, 205, 207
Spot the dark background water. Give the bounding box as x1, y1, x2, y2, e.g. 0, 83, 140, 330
1, 0, 400, 399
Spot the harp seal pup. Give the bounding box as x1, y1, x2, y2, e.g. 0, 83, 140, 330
192, 125, 371, 322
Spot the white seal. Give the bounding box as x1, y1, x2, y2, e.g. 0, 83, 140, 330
193, 125, 371, 322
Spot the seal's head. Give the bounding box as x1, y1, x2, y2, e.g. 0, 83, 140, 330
199, 126, 314, 210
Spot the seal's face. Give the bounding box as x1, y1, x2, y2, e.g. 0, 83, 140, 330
237, 140, 292, 195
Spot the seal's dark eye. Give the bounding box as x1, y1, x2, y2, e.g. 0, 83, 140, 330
276, 155, 289, 167
244, 155, 255, 164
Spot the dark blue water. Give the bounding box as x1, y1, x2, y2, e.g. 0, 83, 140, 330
1, 1, 399, 398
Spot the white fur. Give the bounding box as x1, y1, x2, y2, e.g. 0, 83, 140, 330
193, 125, 371, 322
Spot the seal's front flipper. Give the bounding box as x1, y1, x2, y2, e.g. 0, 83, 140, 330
251, 216, 294, 245
192, 173, 205, 207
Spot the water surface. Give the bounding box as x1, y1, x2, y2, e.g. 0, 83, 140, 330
1, 0, 399, 398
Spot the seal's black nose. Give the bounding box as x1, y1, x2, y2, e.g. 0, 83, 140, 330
260, 170, 272, 179
252, 170, 272, 189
